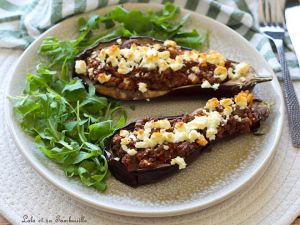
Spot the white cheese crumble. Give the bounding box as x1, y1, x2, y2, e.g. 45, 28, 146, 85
234, 115, 242, 122
188, 73, 199, 83
214, 66, 227, 81
163, 145, 169, 150
127, 149, 138, 156
121, 144, 137, 156
212, 83, 220, 90
75, 60, 87, 75
97, 73, 111, 84
163, 40, 177, 47
116, 38, 122, 44
191, 66, 200, 73
138, 82, 148, 93
120, 130, 129, 137
235, 93, 248, 109
235, 62, 250, 76
88, 68, 94, 76
206, 51, 225, 65
201, 80, 212, 88
171, 156, 187, 169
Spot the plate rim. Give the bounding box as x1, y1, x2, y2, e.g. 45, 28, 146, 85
4, 2, 284, 217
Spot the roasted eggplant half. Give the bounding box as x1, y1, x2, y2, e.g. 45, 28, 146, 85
105, 91, 270, 187
74, 36, 272, 100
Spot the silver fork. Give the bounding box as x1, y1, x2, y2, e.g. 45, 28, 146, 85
258, 0, 300, 148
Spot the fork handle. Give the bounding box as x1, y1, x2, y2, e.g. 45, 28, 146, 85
276, 40, 300, 147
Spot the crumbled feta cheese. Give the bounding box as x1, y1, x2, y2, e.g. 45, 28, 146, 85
107, 56, 118, 67
75, 60, 87, 75
212, 83, 220, 90
235, 62, 250, 76
158, 59, 169, 72
205, 111, 222, 140
171, 156, 187, 169
153, 44, 161, 50
118, 58, 132, 74
150, 132, 164, 145
188, 130, 201, 142
223, 106, 233, 116
214, 66, 227, 81
191, 66, 200, 73
121, 137, 130, 145
97, 73, 111, 84
188, 73, 199, 83
206, 127, 218, 141
227, 67, 237, 79
234, 92, 248, 109
197, 135, 208, 146
116, 38, 122, 44
88, 68, 94, 76
163, 132, 174, 142
158, 51, 170, 59
234, 115, 242, 122
186, 116, 207, 130
206, 51, 225, 65
174, 122, 186, 132
201, 80, 212, 88
138, 82, 148, 93
120, 130, 129, 137
205, 98, 219, 110
98, 49, 106, 61
163, 40, 177, 47
152, 119, 171, 129
173, 131, 189, 143
128, 133, 137, 141
107, 45, 120, 57
220, 98, 233, 107
127, 149, 137, 156
136, 129, 150, 140
169, 56, 184, 71
163, 145, 169, 150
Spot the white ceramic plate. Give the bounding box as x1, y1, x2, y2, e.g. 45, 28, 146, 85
4, 3, 283, 217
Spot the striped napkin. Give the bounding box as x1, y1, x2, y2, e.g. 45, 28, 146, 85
0, 0, 299, 79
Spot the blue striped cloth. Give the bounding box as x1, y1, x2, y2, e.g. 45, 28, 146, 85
0, 0, 299, 79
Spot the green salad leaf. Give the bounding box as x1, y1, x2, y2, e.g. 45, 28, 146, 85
12, 64, 126, 191
12, 2, 209, 191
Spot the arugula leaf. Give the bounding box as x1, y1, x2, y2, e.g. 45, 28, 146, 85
12, 64, 126, 192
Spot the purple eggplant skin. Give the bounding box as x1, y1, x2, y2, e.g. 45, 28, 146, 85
74, 36, 273, 100
105, 100, 270, 187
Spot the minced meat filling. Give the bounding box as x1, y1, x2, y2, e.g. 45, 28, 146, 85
75, 39, 251, 93
110, 92, 259, 171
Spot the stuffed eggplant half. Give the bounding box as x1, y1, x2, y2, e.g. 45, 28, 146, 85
106, 91, 270, 187
74, 36, 272, 100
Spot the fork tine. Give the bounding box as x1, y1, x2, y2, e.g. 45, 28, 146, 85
273, 0, 280, 25
258, 0, 266, 26
277, 1, 287, 29
264, 0, 272, 25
